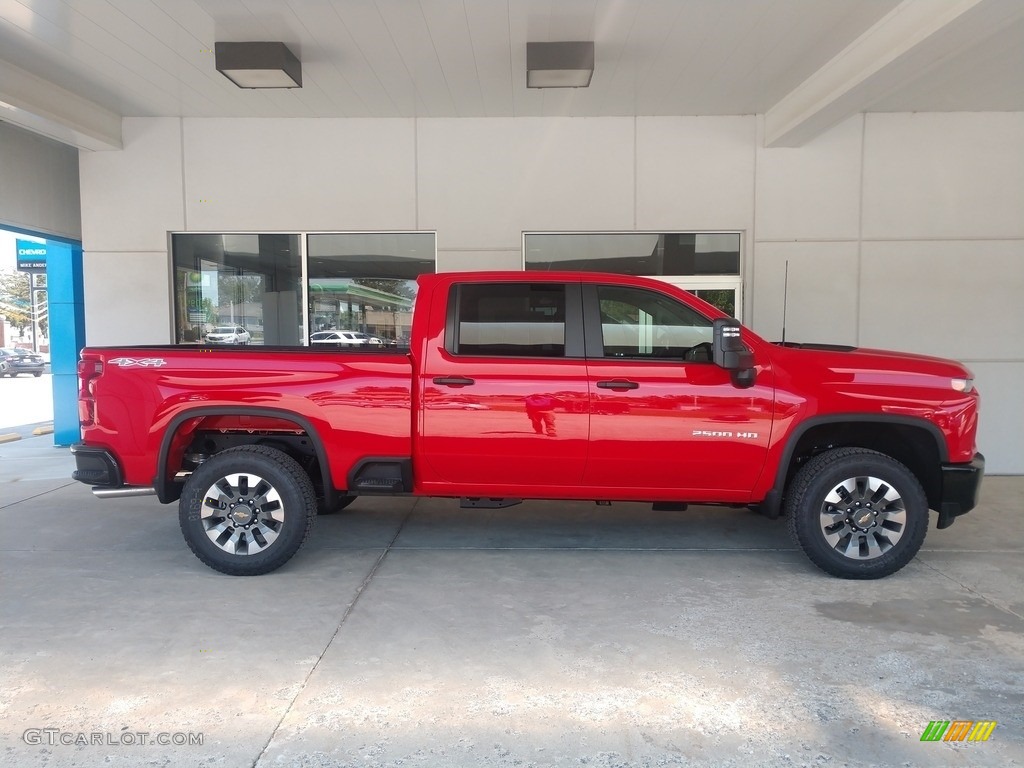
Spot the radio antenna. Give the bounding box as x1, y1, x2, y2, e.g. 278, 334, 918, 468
781, 260, 789, 344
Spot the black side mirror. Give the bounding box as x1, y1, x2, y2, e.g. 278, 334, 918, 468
712, 318, 756, 388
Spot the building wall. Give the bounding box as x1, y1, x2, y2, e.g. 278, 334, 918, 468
79, 113, 1024, 472
0, 121, 81, 241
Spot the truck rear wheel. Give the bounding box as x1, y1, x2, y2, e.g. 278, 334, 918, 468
786, 448, 928, 579
178, 445, 316, 575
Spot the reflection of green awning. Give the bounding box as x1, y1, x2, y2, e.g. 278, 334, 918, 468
307, 279, 413, 308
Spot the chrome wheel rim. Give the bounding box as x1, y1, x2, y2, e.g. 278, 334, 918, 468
200, 472, 285, 555
819, 475, 906, 560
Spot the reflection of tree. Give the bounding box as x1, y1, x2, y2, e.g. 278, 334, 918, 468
694, 290, 735, 317
218, 272, 265, 310
352, 278, 417, 302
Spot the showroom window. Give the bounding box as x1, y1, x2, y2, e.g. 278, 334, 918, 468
172, 234, 302, 345
307, 233, 434, 348
524, 232, 742, 318
172, 232, 435, 346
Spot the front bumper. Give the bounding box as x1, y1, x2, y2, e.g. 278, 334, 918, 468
936, 453, 985, 529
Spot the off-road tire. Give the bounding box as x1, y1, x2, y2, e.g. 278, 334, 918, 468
179, 445, 316, 575
787, 448, 928, 579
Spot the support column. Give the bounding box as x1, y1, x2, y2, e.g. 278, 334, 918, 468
45, 243, 85, 445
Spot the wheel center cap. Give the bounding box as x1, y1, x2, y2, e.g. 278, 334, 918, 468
230, 506, 253, 525
854, 510, 874, 528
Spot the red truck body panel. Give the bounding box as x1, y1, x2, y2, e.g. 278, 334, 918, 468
76, 271, 981, 508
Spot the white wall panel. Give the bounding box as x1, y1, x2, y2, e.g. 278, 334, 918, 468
71, 113, 1023, 473
79, 118, 183, 252
969, 362, 1024, 475
83, 250, 171, 345
636, 117, 756, 232
859, 240, 1024, 360
0, 121, 81, 240
749, 241, 860, 346
863, 113, 1024, 240
417, 118, 634, 250
755, 115, 862, 241
183, 119, 416, 232
437, 250, 522, 272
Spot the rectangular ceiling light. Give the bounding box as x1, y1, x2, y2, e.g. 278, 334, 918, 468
215, 42, 302, 89
527, 41, 594, 88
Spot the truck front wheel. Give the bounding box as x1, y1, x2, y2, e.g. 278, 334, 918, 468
179, 445, 316, 575
786, 448, 928, 579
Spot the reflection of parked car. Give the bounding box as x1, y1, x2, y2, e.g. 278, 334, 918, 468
205, 326, 251, 345
0, 347, 45, 377
310, 331, 383, 347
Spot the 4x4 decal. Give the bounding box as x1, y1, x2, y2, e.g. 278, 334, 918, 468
108, 357, 167, 368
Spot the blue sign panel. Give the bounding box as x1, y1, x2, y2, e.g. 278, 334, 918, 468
16, 240, 49, 272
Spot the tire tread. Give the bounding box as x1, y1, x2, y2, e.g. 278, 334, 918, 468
178, 445, 316, 575
786, 447, 928, 579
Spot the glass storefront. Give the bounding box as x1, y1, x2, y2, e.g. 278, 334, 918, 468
171, 232, 436, 347
307, 233, 434, 348
172, 234, 302, 345
524, 232, 742, 318
170, 231, 740, 345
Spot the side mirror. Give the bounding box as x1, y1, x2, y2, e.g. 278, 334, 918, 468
712, 318, 756, 388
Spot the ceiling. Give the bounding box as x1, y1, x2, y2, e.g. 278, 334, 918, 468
1, 0, 1022, 150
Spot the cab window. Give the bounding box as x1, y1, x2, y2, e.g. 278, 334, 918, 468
453, 283, 566, 357
597, 285, 712, 361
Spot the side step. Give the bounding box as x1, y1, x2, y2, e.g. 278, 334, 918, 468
460, 497, 522, 509
348, 458, 411, 493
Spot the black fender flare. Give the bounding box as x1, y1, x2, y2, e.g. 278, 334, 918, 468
759, 413, 949, 518
154, 406, 336, 508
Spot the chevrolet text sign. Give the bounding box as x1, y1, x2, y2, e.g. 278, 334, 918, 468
16, 240, 48, 272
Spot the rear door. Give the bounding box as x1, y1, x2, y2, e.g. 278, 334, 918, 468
418, 280, 590, 492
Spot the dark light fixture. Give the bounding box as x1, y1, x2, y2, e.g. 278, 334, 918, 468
215, 42, 302, 89
526, 41, 594, 88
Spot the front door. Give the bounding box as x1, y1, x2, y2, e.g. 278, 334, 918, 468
582, 283, 773, 501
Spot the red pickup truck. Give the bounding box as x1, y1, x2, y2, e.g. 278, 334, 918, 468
72, 271, 983, 579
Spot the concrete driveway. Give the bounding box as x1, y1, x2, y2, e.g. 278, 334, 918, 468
1, 436, 1021, 767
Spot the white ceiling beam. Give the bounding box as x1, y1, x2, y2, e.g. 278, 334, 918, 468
0, 59, 122, 151
764, 0, 1022, 147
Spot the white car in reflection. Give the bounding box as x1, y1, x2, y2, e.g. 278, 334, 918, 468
310, 330, 384, 347
205, 325, 251, 344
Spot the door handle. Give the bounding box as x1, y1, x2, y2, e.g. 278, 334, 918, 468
433, 376, 476, 387
596, 379, 639, 390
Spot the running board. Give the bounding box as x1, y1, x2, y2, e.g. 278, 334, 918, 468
92, 486, 157, 499
460, 497, 522, 509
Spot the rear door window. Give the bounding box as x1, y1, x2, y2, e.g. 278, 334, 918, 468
452, 283, 568, 358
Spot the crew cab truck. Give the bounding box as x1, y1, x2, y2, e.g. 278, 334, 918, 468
71, 272, 984, 579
